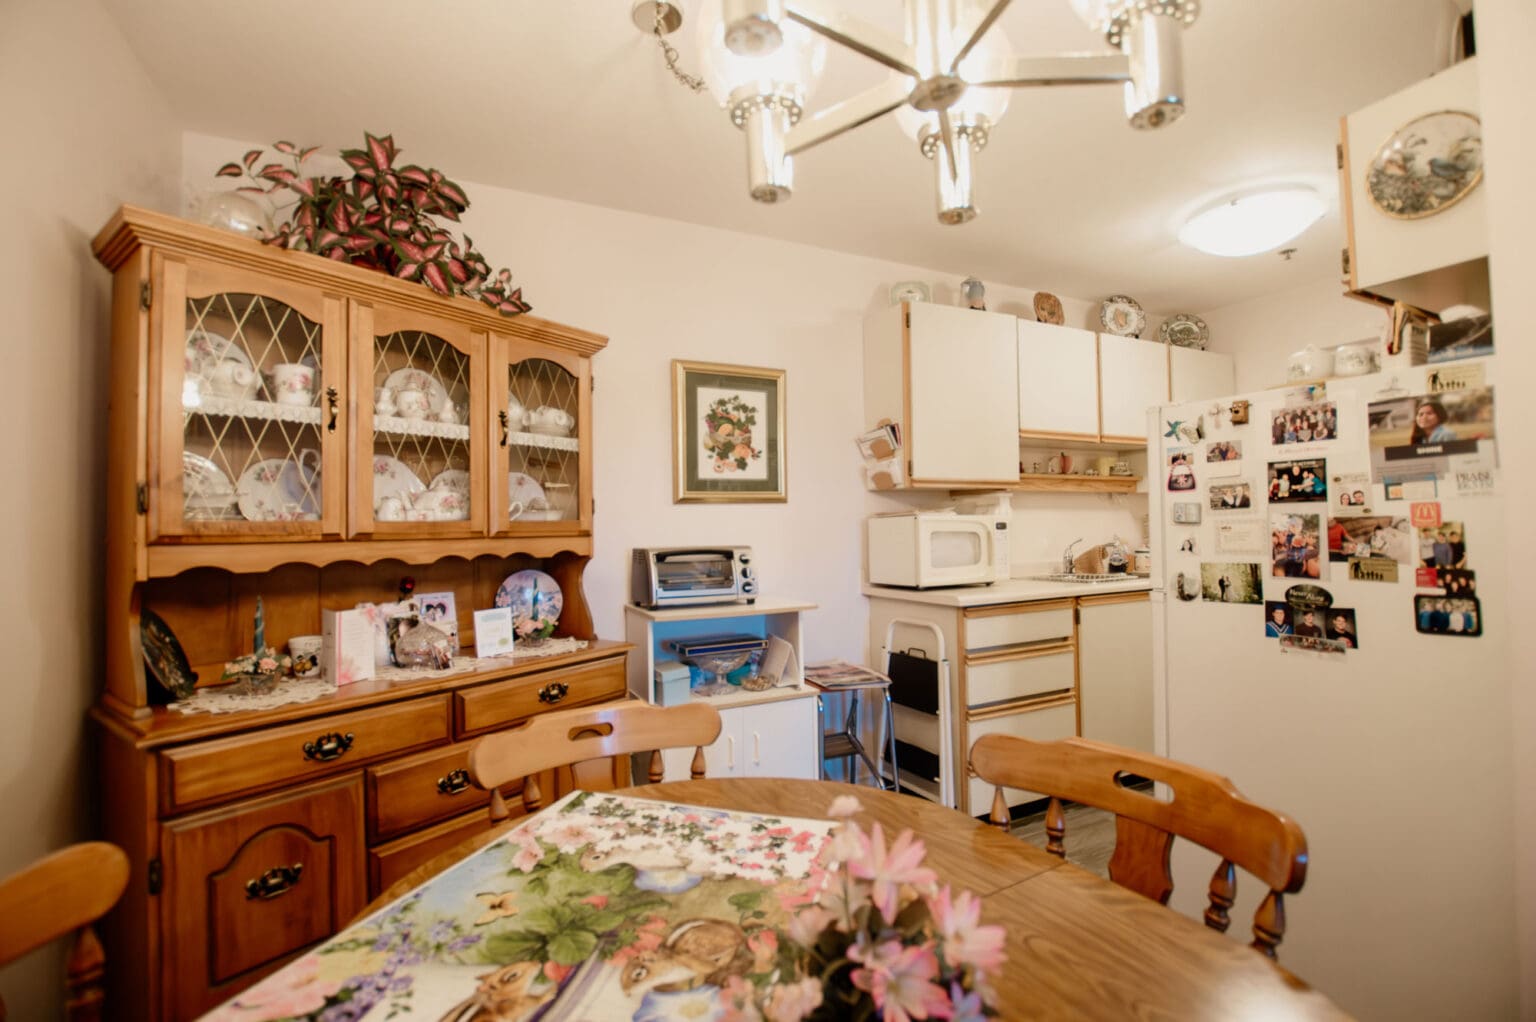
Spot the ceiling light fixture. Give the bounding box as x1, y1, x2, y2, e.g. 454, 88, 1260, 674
635, 0, 1201, 225
1178, 187, 1326, 257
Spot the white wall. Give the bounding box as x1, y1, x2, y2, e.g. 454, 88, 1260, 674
1202, 275, 1387, 392
0, 0, 179, 1016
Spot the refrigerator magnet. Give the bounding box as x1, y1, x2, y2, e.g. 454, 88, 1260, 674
1414, 594, 1481, 636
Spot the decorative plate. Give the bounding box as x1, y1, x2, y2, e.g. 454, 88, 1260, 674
382, 367, 450, 415
182, 452, 237, 517
1099, 294, 1145, 337
509, 471, 547, 512
141, 607, 198, 701
888, 280, 931, 305
185, 329, 250, 380
494, 569, 563, 637
372, 455, 426, 507
236, 459, 320, 521
1158, 313, 1209, 349
429, 468, 470, 496
1367, 110, 1482, 220
1033, 292, 1064, 325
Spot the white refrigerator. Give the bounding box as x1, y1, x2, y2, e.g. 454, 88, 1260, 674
1147, 365, 1514, 1020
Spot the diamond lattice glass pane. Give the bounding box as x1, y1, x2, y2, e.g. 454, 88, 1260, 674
182, 294, 324, 523
373, 331, 472, 519
508, 359, 579, 522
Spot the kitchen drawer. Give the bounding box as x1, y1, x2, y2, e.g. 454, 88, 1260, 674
161, 697, 451, 812
369, 808, 511, 898
456, 654, 626, 736
963, 601, 1073, 652
964, 701, 1078, 815
160, 774, 366, 1021
965, 648, 1074, 709
365, 740, 521, 843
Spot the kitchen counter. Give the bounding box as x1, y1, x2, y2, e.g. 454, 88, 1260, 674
862, 575, 1152, 607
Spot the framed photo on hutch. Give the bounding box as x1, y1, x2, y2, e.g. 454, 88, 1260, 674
672, 360, 787, 503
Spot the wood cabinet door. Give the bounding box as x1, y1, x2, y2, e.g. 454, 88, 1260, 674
1097, 334, 1169, 443
1077, 593, 1154, 754
1169, 346, 1234, 403
1017, 320, 1099, 440
906, 303, 1019, 484
160, 774, 366, 1021
152, 254, 346, 542
490, 335, 591, 536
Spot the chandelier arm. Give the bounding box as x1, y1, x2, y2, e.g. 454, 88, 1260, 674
969, 53, 1131, 88
936, 108, 961, 181
947, 0, 1017, 73
785, 78, 913, 156
782, 0, 920, 78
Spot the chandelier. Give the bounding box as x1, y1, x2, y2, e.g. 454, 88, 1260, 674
637, 0, 1200, 224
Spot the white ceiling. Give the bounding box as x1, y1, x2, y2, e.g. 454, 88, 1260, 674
100, 0, 1459, 315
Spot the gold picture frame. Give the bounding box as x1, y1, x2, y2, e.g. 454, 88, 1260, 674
672, 360, 787, 503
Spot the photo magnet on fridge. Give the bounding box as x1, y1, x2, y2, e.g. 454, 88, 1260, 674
1264, 601, 1293, 638
1414, 595, 1482, 636
1199, 562, 1262, 604
1348, 557, 1399, 583
1268, 458, 1327, 503
1328, 516, 1414, 565
1332, 471, 1373, 515
1417, 521, 1468, 570
1271, 510, 1324, 580
1167, 449, 1195, 491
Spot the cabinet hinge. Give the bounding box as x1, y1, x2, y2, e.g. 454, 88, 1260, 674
148, 857, 162, 895
1335, 143, 1344, 171
1341, 247, 1351, 278
135, 482, 148, 515
904, 311, 910, 330
139, 280, 152, 311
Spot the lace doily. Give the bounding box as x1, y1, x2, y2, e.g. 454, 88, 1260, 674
169, 638, 590, 715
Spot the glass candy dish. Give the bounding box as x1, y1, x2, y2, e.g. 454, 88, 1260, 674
667, 634, 769, 697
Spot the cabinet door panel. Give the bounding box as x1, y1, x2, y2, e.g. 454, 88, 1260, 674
743, 696, 818, 779
1098, 334, 1169, 442
907, 304, 1018, 483
1017, 321, 1099, 438
491, 338, 591, 536
1078, 595, 1154, 753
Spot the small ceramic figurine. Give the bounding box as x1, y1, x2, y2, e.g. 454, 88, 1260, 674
961, 276, 986, 311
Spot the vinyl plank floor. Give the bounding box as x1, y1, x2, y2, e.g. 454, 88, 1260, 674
1009, 801, 1118, 879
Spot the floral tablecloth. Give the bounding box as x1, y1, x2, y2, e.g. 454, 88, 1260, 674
203, 792, 836, 1021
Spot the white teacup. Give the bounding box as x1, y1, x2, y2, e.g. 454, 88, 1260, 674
529, 406, 574, 434
271, 363, 315, 406
206, 359, 258, 399
376, 495, 406, 521
397, 388, 430, 420
507, 499, 525, 521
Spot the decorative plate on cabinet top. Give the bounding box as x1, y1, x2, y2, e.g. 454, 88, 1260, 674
494, 569, 563, 638
888, 280, 931, 305
1158, 313, 1209, 349
1367, 110, 1482, 220
141, 607, 198, 701
1032, 292, 1064, 325
1099, 295, 1145, 337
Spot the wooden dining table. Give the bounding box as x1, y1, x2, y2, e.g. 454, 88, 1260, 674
368, 777, 1351, 1021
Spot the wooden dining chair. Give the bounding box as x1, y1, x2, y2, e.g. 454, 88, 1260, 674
0, 841, 130, 1021
969, 734, 1307, 959
467, 700, 723, 821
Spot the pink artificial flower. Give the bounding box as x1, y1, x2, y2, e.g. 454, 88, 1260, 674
765, 977, 824, 1022
851, 938, 949, 1022
849, 824, 938, 922
823, 817, 868, 866
786, 904, 836, 947
929, 885, 1006, 973
828, 795, 863, 818
258, 657, 277, 672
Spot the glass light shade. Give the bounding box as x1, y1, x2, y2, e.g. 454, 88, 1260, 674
1068, 0, 1125, 33
696, 0, 826, 104
722, 0, 784, 56
892, 20, 1013, 142
1179, 188, 1326, 257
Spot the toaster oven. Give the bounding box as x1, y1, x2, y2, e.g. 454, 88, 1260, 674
631, 547, 757, 609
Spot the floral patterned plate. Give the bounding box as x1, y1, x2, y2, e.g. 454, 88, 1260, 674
236, 459, 319, 521
183, 452, 238, 518
509, 471, 546, 515
372, 455, 426, 508
1099, 294, 1146, 337
382, 367, 449, 415
185, 328, 250, 381
494, 569, 562, 639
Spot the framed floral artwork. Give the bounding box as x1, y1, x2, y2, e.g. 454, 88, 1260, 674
672, 360, 786, 503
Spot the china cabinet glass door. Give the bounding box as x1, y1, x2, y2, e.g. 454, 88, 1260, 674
350, 302, 486, 537
155, 258, 344, 540
493, 338, 589, 535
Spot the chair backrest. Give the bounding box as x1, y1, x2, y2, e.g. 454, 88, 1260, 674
0, 841, 130, 1021
467, 700, 723, 820
969, 734, 1307, 959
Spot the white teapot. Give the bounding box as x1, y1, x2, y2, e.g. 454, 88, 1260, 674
206, 359, 258, 399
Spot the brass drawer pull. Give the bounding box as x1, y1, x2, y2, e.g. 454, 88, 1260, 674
538, 682, 569, 705
302, 731, 355, 761
437, 768, 471, 795
245, 863, 303, 900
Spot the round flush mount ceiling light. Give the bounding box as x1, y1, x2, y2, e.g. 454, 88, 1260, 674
1178, 187, 1326, 257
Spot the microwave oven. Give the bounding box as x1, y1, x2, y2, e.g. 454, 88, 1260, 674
866, 512, 1006, 588
631, 546, 757, 608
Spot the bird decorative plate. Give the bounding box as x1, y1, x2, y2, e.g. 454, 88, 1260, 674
1099, 294, 1145, 337
888, 280, 931, 305
1033, 292, 1064, 325
1367, 110, 1482, 220
1159, 313, 1209, 349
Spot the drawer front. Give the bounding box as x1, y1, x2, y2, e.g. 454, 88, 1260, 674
162, 697, 451, 812
366, 740, 527, 843
963, 602, 1073, 652
456, 654, 627, 736
964, 702, 1078, 815
369, 808, 507, 899
965, 649, 1075, 709
161, 774, 366, 1021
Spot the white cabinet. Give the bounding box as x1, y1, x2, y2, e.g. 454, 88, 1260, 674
864, 302, 1019, 486
1097, 334, 1169, 442
1169, 346, 1234, 403
1077, 592, 1154, 754
1017, 320, 1098, 440
670, 695, 820, 780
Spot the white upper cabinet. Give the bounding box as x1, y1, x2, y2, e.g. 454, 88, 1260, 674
1097, 334, 1169, 442
1169, 346, 1234, 402
864, 302, 1019, 486
1017, 320, 1098, 440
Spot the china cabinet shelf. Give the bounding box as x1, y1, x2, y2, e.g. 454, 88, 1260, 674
192, 395, 325, 424
509, 430, 579, 452
373, 415, 472, 440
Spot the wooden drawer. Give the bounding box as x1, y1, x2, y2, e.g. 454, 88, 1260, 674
963, 601, 1073, 652
964, 701, 1078, 814
366, 741, 527, 843
160, 774, 366, 1021
161, 696, 451, 812
368, 807, 516, 898
456, 654, 626, 736
965, 648, 1075, 709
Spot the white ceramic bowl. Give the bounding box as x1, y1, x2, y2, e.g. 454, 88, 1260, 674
1332, 342, 1377, 377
